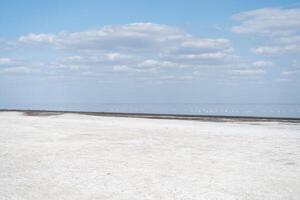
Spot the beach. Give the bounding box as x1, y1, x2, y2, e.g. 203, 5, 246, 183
0, 111, 300, 200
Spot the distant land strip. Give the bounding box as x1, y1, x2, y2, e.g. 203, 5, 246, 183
0, 109, 300, 123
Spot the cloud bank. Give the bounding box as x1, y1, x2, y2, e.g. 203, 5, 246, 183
8, 23, 263, 81
0, 18, 288, 82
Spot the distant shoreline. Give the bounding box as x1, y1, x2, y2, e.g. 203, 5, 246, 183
1, 109, 300, 123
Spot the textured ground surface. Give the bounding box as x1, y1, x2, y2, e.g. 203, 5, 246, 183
0, 111, 300, 200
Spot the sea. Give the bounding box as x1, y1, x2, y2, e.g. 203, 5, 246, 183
2, 103, 300, 118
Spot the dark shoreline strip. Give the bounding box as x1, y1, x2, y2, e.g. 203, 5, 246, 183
1, 109, 300, 123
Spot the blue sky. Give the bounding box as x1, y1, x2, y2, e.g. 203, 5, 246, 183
0, 0, 300, 109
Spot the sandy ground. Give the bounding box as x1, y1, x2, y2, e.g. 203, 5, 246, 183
0, 111, 300, 200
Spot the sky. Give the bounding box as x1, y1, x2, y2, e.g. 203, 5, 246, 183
0, 0, 300, 109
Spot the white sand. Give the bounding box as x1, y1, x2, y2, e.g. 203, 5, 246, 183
0, 112, 300, 200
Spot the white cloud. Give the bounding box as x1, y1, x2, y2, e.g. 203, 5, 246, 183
137, 59, 176, 68
170, 52, 230, 60
19, 33, 56, 44
139, 75, 194, 82
227, 60, 272, 76
137, 59, 159, 68
55, 53, 136, 70
231, 8, 300, 36
231, 7, 300, 57
61, 53, 132, 64
252, 61, 273, 67
18, 23, 234, 62
282, 70, 300, 75
178, 38, 232, 53
232, 69, 265, 75
252, 44, 300, 56
0, 67, 32, 74
292, 60, 300, 68
252, 35, 300, 56
106, 53, 125, 61
0, 57, 46, 75
113, 65, 130, 72
1, 22, 274, 81
252, 46, 281, 55
0, 58, 12, 65
278, 35, 300, 44
18, 23, 186, 52
16, 23, 242, 78
274, 78, 291, 82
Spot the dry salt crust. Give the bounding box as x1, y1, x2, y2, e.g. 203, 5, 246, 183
0, 111, 300, 200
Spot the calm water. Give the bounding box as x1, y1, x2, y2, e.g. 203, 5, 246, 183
2, 103, 300, 118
